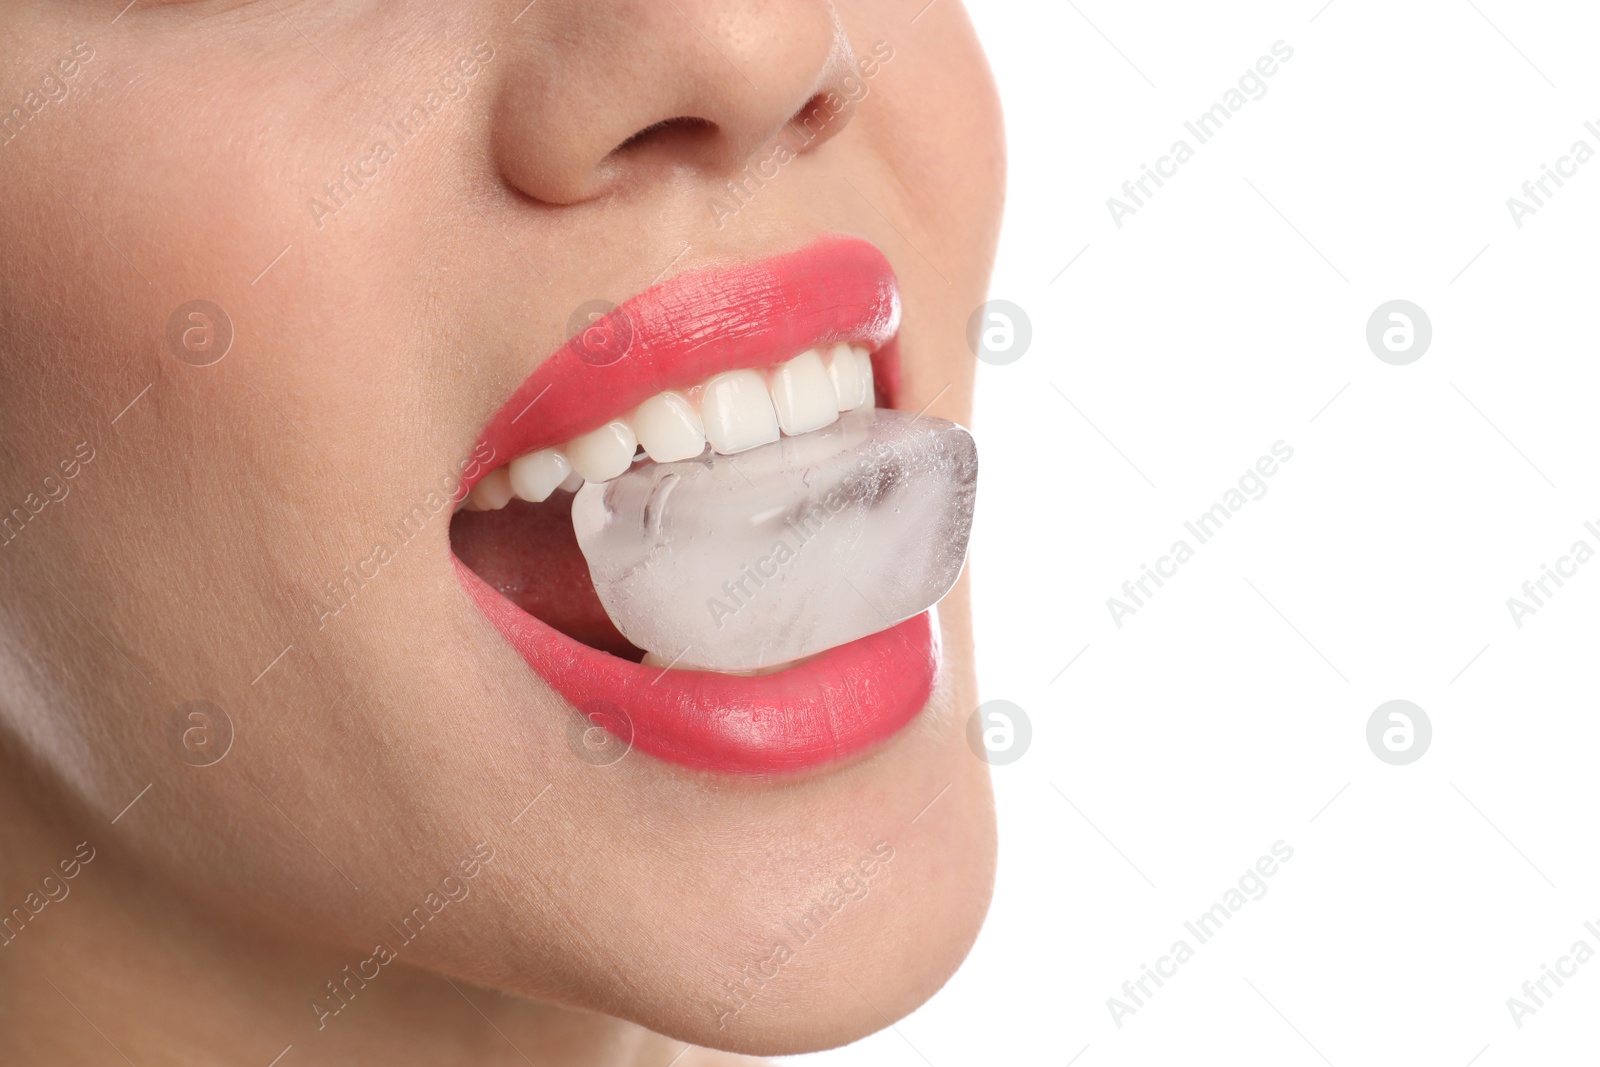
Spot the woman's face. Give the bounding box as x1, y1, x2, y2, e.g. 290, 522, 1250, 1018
0, 0, 1002, 1055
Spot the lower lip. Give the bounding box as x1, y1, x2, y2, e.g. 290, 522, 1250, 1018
453, 558, 939, 774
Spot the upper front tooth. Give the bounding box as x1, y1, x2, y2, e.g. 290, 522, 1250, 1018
503, 345, 875, 491
825, 342, 865, 411
566, 419, 638, 482
853, 345, 875, 407
632, 390, 707, 462
768, 349, 840, 436
700, 369, 780, 455
509, 448, 572, 503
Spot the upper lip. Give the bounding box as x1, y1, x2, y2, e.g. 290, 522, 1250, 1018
451, 235, 943, 775
468, 235, 903, 481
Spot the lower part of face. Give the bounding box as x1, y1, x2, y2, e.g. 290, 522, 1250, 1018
0, 0, 1003, 1052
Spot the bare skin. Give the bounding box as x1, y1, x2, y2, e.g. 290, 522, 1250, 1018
0, 1, 1005, 1063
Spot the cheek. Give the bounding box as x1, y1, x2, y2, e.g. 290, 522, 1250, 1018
855, 12, 1005, 250
840, 8, 1003, 421
0, 19, 478, 928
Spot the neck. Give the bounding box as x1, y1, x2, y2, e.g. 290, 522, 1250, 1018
0, 767, 720, 1067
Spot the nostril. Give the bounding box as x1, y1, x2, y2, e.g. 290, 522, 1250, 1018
611, 116, 717, 155
787, 89, 854, 149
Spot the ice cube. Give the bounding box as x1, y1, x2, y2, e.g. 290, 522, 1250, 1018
570, 408, 977, 672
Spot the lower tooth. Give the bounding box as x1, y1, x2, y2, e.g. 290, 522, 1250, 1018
572, 408, 977, 674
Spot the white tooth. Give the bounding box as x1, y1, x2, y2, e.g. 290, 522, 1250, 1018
825, 342, 864, 411
566, 419, 638, 483
508, 448, 572, 503
467, 466, 514, 510
854, 346, 875, 408
632, 390, 706, 462
700, 369, 780, 455
768, 350, 840, 436
559, 470, 585, 492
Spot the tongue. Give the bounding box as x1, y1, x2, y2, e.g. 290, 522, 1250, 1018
449, 492, 639, 659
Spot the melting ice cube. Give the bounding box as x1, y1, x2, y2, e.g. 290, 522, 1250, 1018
571, 407, 978, 673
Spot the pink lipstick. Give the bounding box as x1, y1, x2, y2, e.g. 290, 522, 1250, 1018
453, 237, 940, 774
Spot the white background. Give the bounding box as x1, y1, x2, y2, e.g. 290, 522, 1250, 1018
794, 1, 1600, 1064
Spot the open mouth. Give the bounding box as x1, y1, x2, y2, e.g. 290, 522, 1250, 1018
449, 237, 969, 774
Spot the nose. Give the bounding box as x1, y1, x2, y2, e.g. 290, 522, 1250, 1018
490, 0, 859, 205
